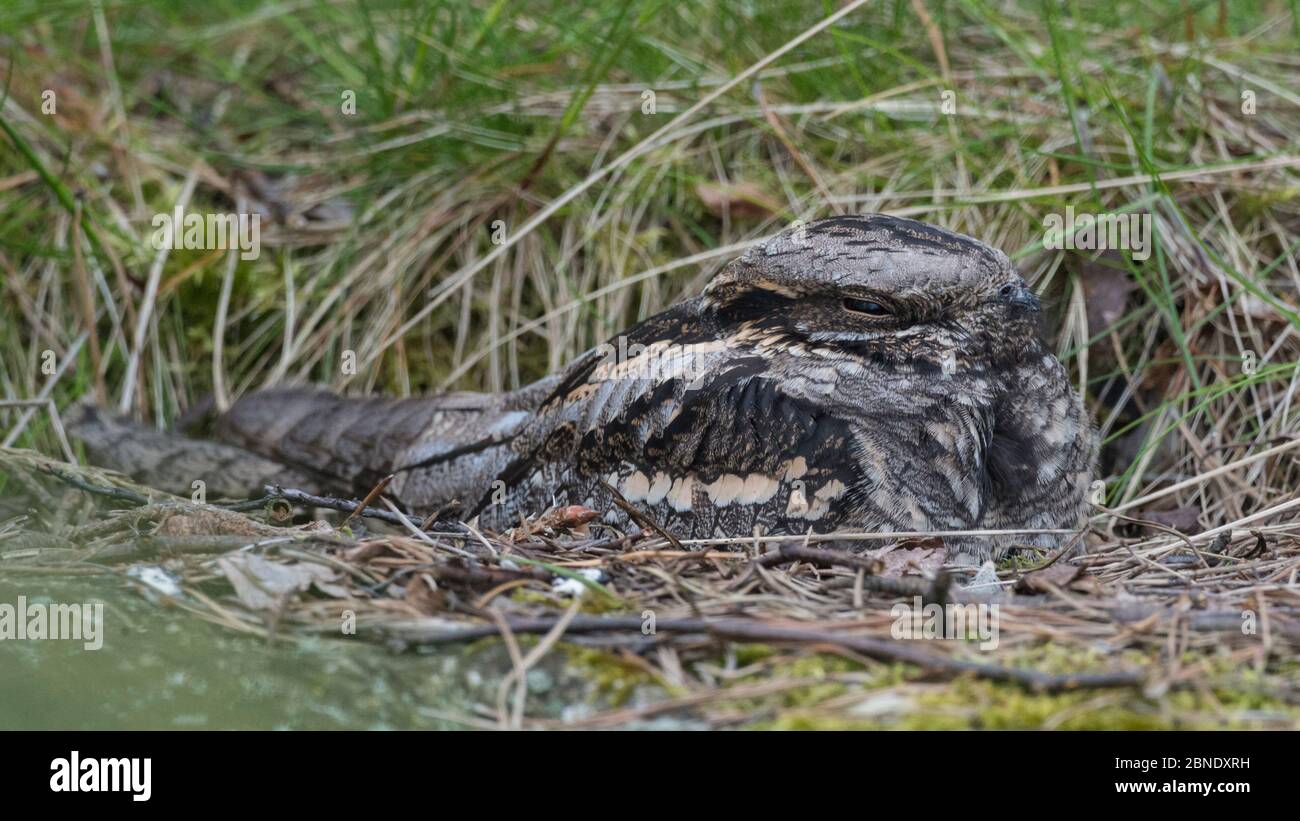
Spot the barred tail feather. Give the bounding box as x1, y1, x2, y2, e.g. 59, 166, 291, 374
66, 404, 326, 500
70, 376, 561, 512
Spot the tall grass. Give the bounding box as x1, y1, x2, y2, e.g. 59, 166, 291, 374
1, 0, 1298, 521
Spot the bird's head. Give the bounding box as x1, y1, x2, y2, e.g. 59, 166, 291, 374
701, 214, 1043, 370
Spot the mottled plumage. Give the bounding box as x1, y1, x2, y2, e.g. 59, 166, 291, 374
71, 215, 1095, 559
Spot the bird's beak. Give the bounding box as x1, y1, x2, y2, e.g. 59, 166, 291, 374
1006, 285, 1040, 312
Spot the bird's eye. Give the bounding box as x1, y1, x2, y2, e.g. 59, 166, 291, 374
998, 284, 1016, 298
843, 297, 891, 316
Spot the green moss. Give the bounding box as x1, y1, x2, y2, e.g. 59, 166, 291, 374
997, 551, 1046, 571
760, 714, 884, 731
773, 653, 862, 680
508, 588, 628, 615
565, 647, 665, 706
1238, 188, 1300, 218
733, 644, 777, 666
734, 644, 1300, 730
912, 680, 1168, 729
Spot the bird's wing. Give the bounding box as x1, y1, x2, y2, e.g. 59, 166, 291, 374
480, 303, 861, 535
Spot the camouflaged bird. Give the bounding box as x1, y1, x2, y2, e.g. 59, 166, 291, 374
71, 215, 1096, 560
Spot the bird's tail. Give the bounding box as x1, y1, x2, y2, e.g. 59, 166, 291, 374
68, 378, 560, 509
66, 403, 327, 500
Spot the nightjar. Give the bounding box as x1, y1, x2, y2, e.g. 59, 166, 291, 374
72, 215, 1096, 560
